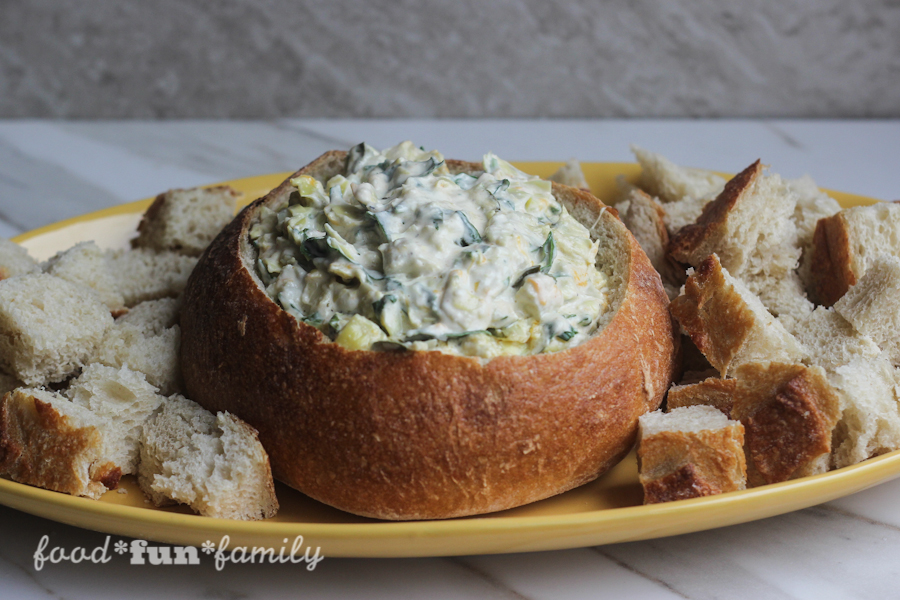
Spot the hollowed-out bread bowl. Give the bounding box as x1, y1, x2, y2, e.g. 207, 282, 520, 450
180, 150, 679, 520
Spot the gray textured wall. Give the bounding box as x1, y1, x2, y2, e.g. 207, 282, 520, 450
1, 0, 899, 118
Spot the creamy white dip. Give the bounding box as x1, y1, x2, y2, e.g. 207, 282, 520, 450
250, 142, 610, 357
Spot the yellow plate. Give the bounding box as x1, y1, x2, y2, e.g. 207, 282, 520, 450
1, 163, 892, 558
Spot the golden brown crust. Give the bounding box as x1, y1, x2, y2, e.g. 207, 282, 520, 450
669, 255, 757, 375
638, 425, 746, 504
668, 161, 762, 266
642, 464, 714, 503
622, 189, 686, 288
666, 376, 737, 417
731, 363, 840, 486
134, 191, 167, 244
0, 391, 117, 499
222, 413, 280, 520
809, 213, 855, 306
180, 150, 679, 520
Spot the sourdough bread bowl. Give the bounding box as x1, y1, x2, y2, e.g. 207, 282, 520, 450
180, 146, 678, 520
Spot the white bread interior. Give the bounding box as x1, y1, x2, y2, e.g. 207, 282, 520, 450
105, 248, 197, 307
0, 273, 113, 385
133, 186, 239, 257
834, 255, 900, 366
43, 241, 126, 312
138, 395, 278, 520
66, 364, 165, 475
0, 239, 40, 280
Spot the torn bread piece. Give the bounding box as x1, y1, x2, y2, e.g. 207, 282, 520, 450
616, 188, 683, 297
638, 406, 746, 504
668, 160, 811, 321
666, 376, 737, 416
0, 239, 40, 280
138, 395, 278, 520
790, 176, 841, 293
828, 357, 900, 469
0, 388, 121, 499
793, 306, 881, 372
791, 306, 900, 468
834, 255, 900, 366
0, 273, 113, 385
65, 364, 165, 475
116, 297, 181, 337
94, 303, 182, 396
43, 241, 126, 313
105, 248, 196, 307
133, 186, 240, 257
629, 146, 726, 235
810, 201, 900, 306
730, 362, 840, 486
762, 275, 817, 333
669, 254, 805, 376
632, 146, 726, 205
549, 159, 590, 191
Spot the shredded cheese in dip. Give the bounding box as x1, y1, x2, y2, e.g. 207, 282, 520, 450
250, 141, 610, 357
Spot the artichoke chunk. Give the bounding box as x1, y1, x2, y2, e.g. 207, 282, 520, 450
335, 314, 388, 350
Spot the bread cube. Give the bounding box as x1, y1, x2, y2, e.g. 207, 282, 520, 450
632, 145, 726, 205
133, 186, 239, 257
548, 159, 589, 191
138, 395, 279, 520
0, 273, 113, 385
668, 161, 810, 319
828, 357, 900, 469
116, 297, 181, 336
0, 239, 39, 280
638, 406, 746, 504
810, 202, 900, 306
731, 362, 840, 485
616, 188, 683, 297
105, 248, 196, 307
834, 255, 900, 365
94, 319, 182, 396
0, 388, 120, 499
790, 306, 900, 468
43, 241, 125, 312
793, 306, 881, 372
66, 364, 165, 475
667, 376, 737, 416
790, 176, 840, 292
669, 254, 805, 376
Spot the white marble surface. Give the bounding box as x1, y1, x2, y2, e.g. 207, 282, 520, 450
1, 119, 899, 599
3, 3, 900, 119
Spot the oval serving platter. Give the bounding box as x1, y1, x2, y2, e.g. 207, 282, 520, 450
2, 162, 897, 558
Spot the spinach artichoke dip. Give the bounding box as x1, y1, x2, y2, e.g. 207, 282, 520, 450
249, 142, 611, 358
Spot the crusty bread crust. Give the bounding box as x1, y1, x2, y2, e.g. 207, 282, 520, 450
180, 150, 679, 520
666, 376, 737, 416
731, 363, 840, 486
668, 161, 762, 265
809, 212, 855, 306
617, 188, 685, 294
668, 255, 762, 375
638, 424, 746, 504
0, 390, 121, 499
669, 254, 804, 376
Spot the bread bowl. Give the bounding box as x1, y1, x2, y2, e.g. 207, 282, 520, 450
179, 143, 679, 520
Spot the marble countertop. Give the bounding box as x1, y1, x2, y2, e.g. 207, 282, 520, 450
1, 119, 899, 599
